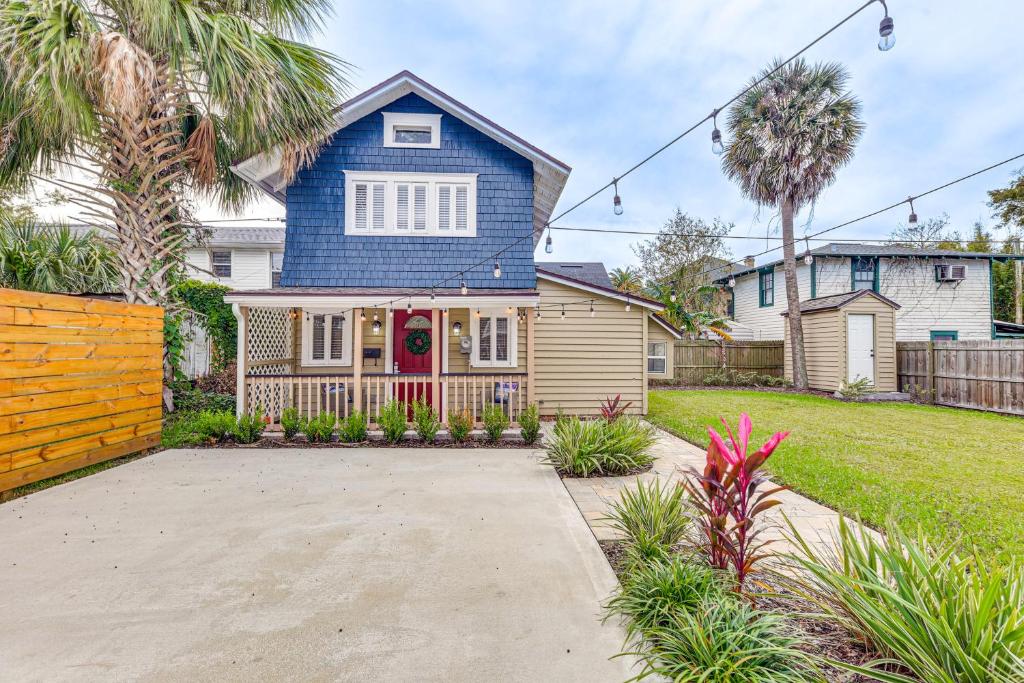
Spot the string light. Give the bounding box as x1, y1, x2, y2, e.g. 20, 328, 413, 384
612, 178, 623, 216
907, 197, 918, 228
803, 238, 814, 266
589, 300, 595, 317
711, 109, 724, 155
388, 307, 394, 318
493, 260, 501, 278
429, 290, 435, 303
406, 301, 412, 314
877, 1, 895, 51
475, 308, 481, 317
545, 230, 553, 254
373, 311, 379, 322
560, 304, 566, 320
669, 280, 678, 303
625, 297, 631, 313
359, 309, 366, 322
460, 277, 468, 295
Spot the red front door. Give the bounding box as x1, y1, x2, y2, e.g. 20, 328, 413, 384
393, 309, 432, 409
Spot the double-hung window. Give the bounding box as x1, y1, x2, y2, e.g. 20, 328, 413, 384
302, 311, 352, 366
648, 342, 668, 374
852, 257, 878, 291
471, 310, 517, 368
212, 250, 232, 278
344, 172, 477, 237
758, 268, 774, 307
271, 252, 283, 287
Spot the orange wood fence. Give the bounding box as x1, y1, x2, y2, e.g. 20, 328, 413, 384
0, 289, 163, 492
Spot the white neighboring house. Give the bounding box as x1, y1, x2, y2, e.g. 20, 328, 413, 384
719, 243, 1022, 342
185, 227, 285, 289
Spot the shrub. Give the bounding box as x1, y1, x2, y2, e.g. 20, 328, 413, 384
446, 409, 472, 443
519, 404, 541, 444
702, 369, 789, 388
280, 407, 303, 439
600, 394, 632, 422
230, 409, 266, 444
171, 383, 235, 413
541, 416, 656, 477
303, 412, 336, 443
338, 411, 368, 443
785, 517, 1024, 683
482, 405, 510, 442
838, 376, 872, 399
633, 597, 817, 682
379, 400, 407, 444
605, 479, 690, 565
683, 413, 789, 593
412, 398, 441, 443
195, 410, 236, 441
606, 556, 726, 639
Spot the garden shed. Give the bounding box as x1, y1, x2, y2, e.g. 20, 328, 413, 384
783, 290, 899, 392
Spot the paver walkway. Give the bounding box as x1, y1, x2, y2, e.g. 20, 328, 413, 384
562, 427, 848, 555
0, 447, 636, 682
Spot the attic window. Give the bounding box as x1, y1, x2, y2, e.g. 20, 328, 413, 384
383, 112, 441, 149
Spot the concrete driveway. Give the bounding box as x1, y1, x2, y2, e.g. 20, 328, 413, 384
0, 447, 634, 682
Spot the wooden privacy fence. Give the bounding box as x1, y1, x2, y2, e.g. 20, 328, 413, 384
897, 340, 1024, 416
0, 289, 163, 493
671, 340, 784, 385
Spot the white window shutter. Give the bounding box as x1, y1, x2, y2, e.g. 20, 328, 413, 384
455, 186, 468, 231
354, 184, 368, 230
437, 185, 451, 230
396, 184, 409, 230
413, 185, 427, 230
371, 183, 386, 230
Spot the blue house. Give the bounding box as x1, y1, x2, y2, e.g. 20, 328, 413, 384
225, 72, 673, 426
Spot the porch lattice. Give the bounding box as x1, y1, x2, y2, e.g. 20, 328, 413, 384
246, 307, 294, 418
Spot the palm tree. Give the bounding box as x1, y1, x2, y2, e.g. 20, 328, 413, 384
610, 266, 644, 294
0, 217, 118, 293
722, 59, 863, 389
0, 0, 350, 306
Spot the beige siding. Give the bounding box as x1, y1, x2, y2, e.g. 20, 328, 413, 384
731, 263, 812, 340
647, 320, 675, 380
785, 309, 842, 391
185, 247, 281, 289
784, 297, 898, 392
534, 279, 646, 416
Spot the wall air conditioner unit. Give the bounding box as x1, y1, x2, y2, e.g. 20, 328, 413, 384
935, 264, 967, 282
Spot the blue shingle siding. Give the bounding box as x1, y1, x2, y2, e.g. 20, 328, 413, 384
281, 93, 536, 289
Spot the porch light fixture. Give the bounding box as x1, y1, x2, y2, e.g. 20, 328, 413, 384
493, 260, 501, 278
452, 321, 462, 336
711, 109, 724, 155
877, 1, 895, 51
612, 178, 623, 216
907, 197, 918, 228
372, 320, 382, 335
460, 276, 468, 295
288, 309, 300, 320
545, 231, 553, 254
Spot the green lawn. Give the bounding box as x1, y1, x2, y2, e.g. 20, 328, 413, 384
648, 390, 1024, 559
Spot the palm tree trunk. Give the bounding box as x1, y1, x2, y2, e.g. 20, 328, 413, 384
781, 197, 808, 389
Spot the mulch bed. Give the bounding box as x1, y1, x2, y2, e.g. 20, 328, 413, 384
556, 462, 654, 479
188, 436, 540, 449
649, 384, 834, 398
597, 539, 899, 683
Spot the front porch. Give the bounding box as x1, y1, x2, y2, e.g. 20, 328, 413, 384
228, 289, 539, 427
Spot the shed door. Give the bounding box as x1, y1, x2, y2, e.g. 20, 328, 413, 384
846, 314, 875, 385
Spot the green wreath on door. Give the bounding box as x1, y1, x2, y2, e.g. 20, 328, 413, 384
404, 329, 431, 355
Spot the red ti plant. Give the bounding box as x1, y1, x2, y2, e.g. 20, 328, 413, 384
684, 413, 790, 593
600, 394, 633, 422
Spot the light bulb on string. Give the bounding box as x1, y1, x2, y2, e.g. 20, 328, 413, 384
359, 309, 366, 323
589, 300, 595, 318
406, 300, 412, 314
460, 277, 468, 296
612, 178, 623, 215
803, 238, 814, 266
560, 304, 565, 320
625, 297, 631, 313
711, 109, 724, 155
878, 6, 895, 51
493, 260, 501, 278
545, 231, 553, 254
908, 197, 918, 228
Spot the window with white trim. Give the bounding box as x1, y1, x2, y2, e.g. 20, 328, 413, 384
648, 342, 667, 374
212, 250, 232, 278
382, 112, 442, 149
271, 252, 283, 287
471, 310, 517, 368
301, 311, 352, 366
344, 171, 477, 236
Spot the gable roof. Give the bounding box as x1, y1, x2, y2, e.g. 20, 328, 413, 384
198, 227, 285, 247
536, 266, 665, 311
717, 242, 1017, 282
534, 262, 611, 288
231, 70, 571, 237
781, 289, 901, 316
649, 313, 683, 339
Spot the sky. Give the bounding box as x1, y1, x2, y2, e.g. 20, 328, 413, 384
48, 0, 1024, 269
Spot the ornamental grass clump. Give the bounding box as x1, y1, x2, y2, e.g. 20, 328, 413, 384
412, 398, 440, 443
784, 517, 1024, 683
684, 412, 789, 593
541, 415, 656, 477
605, 479, 690, 571
379, 400, 407, 444
482, 405, 509, 442
303, 412, 336, 443
338, 411, 368, 443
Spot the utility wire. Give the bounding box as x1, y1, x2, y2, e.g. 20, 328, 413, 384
547, 225, 1024, 245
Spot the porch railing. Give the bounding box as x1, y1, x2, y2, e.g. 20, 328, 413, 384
244, 372, 529, 426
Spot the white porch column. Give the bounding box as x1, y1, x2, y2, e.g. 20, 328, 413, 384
431, 309, 441, 418
233, 304, 248, 417
353, 307, 363, 413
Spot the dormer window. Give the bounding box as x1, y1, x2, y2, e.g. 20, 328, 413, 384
383, 112, 441, 149
344, 171, 477, 237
